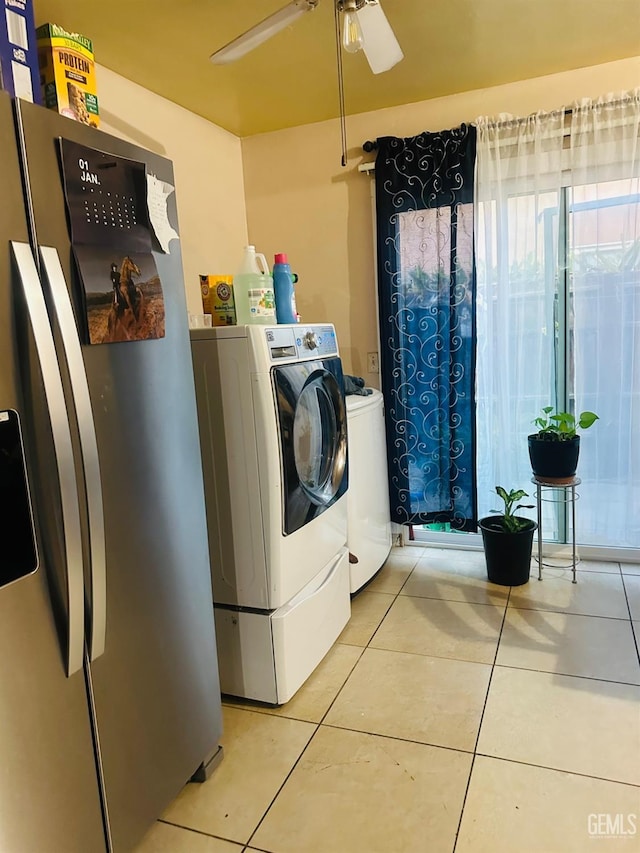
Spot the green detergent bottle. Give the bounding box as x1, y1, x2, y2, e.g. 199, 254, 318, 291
233, 245, 275, 325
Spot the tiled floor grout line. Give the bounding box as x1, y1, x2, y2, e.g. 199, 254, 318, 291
399, 592, 632, 621
491, 661, 640, 687
468, 754, 640, 789
451, 581, 513, 853
346, 644, 500, 667
620, 572, 640, 665
316, 721, 480, 756
242, 718, 320, 850
156, 818, 238, 844
505, 605, 631, 621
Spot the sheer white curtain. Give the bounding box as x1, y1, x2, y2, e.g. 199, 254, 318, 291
569, 93, 640, 546
475, 91, 640, 549
475, 109, 565, 533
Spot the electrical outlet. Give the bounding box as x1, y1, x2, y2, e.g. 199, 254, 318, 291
367, 352, 379, 373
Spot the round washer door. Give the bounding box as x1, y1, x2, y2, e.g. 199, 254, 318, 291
274, 359, 348, 535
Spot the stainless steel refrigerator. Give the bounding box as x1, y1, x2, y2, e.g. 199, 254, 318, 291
0, 91, 223, 852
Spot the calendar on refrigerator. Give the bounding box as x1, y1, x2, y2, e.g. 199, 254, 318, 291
59, 138, 166, 345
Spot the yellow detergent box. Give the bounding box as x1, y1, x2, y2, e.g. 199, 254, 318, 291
200, 275, 236, 326
36, 23, 99, 126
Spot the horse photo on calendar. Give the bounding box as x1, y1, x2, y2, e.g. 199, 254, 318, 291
73, 245, 166, 344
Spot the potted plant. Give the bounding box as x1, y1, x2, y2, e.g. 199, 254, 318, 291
528, 406, 599, 482
478, 486, 537, 586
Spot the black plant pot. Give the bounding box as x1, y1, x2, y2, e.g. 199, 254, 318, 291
478, 516, 537, 586
528, 434, 580, 482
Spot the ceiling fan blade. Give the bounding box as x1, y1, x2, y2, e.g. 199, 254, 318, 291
356, 1, 403, 74
210, 0, 319, 64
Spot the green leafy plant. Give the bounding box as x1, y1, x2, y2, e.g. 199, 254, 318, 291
532, 406, 599, 441
404, 264, 443, 308
491, 486, 534, 533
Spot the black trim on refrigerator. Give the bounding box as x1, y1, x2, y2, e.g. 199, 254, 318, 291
83, 649, 113, 853
13, 99, 40, 273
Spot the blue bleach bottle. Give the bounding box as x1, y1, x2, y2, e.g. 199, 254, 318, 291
273, 253, 298, 324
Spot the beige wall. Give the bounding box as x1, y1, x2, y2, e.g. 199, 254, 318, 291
91, 57, 638, 358
95, 64, 248, 315
242, 56, 640, 386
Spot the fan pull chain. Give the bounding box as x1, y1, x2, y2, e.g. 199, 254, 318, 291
334, 1, 348, 167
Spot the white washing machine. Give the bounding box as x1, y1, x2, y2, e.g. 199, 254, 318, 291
346, 388, 392, 592
190, 324, 351, 704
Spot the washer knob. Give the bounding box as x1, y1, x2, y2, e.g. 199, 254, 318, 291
303, 331, 318, 350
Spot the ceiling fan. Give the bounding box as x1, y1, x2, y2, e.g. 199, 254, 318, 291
210, 0, 404, 75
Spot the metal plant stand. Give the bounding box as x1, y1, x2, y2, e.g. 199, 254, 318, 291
532, 476, 581, 583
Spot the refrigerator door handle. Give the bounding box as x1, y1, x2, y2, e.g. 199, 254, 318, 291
10, 242, 85, 676
39, 246, 107, 662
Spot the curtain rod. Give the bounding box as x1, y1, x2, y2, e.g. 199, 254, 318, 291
361, 93, 638, 151
475, 93, 636, 131
362, 109, 574, 150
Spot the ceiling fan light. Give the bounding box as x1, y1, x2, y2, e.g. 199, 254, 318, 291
356, 1, 403, 74
210, 0, 317, 64
342, 9, 364, 53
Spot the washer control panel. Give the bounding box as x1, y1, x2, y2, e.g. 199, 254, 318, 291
296, 325, 338, 357
265, 324, 338, 362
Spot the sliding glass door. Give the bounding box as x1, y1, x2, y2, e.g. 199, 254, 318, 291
473, 180, 640, 550
416, 179, 639, 551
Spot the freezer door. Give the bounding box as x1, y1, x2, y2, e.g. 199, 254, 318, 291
0, 92, 105, 852
16, 100, 223, 851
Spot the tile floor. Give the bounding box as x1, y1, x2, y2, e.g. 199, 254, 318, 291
136, 546, 640, 853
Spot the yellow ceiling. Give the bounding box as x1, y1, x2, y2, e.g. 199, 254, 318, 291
33, 0, 640, 137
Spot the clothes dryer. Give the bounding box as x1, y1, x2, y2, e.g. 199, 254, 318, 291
346, 389, 392, 592
191, 324, 350, 704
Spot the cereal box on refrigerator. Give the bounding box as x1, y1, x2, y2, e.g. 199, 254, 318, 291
0, 0, 40, 103
36, 23, 99, 126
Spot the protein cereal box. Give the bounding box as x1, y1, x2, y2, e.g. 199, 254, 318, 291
36, 23, 99, 126
200, 275, 236, 326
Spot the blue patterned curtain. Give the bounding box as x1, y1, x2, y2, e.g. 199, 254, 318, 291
375, 124, 477, 531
